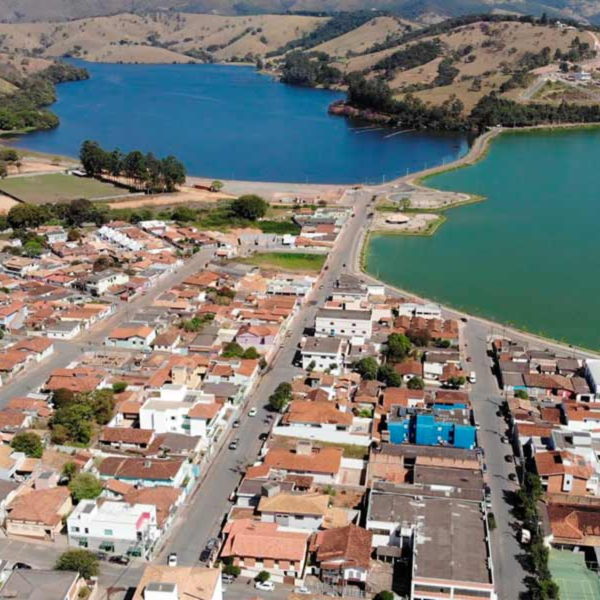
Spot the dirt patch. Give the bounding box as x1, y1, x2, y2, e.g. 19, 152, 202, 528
108, 186, 234, 209
0, 194, 18, 213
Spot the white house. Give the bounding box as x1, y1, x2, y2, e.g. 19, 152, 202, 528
315, 309, 372, 339
301, 337, 347, 375
84, 270, 130, 296
45, 321, 81, 340
397, 302, 442, 320
132, 566, 223, 600
67, 499, 158, 559
106, 325, 156, 350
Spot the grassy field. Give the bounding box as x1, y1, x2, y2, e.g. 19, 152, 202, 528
236, 252, 327, 273
0, 173, 128, 204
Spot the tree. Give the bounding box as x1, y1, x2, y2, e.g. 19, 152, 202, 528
210, 180, 224, 192
10, 431, 43, 458
172, 206, 196, 222
51, 402, 94, 445
223, 564, 241, 577
68, 473, 102, 502
0, 148, 19, 163
445, 375, 466, 388
386, 333, 412, 362
79, 140, 106, 177
55, 549, 99, 579
255, 571, 270, 583
515, 390, 529, 400
160, 155, 186, 192
0, 161, 7, 179
52, 387, 75, 409
377, 365, 402, 388
407, 376, 424, 390
112, 381, 127, 394
242, 347, 260, 360
231, 195, 268, 221
354, 357, 379, 381
374, 592, 394, 600
22, 239, 44, 257
222, 342, 244, 358
407, 328, 431, 347
268, 382, 292, 413
61, 461, 78, 482
67, 228, 82, 242
67, 198, 98, 226
7, 203, 50, 229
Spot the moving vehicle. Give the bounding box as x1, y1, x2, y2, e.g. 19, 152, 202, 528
13, 563, 32, 570
168, 553, 178, 567
248, 408, 258, 417
468, 371, 477, 384
255, 581, 275, 591
109, 555, 130, 566
229, 438, 240, 450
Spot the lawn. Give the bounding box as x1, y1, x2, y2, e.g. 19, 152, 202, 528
236, 252, 327, 273
0, 173, 129, 204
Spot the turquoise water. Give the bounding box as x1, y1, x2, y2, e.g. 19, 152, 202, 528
366, 128, 600, 349
11, 61, 469, 184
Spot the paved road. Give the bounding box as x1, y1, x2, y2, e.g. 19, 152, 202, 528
159, 190, 373, 565
0, 248, 214, 407
463, 320, 527, 600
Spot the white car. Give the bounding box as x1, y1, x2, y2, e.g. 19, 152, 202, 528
255, 581, 275, 591
248, 408, 258, 417
168, 553, 178, 567
294, 587, 311, 595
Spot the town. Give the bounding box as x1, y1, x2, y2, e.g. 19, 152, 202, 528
0, 185, 596, 600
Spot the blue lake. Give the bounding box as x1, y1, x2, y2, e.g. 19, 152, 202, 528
12, 61, 470, 183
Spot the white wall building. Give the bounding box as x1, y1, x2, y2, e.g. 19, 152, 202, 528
315, 309, 372, 339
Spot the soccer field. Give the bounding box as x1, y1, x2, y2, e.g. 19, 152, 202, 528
550, 549, 600, 600
0, 173, 128, 204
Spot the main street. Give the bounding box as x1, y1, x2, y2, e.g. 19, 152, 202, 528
0, 248, 215, 407
158, 189, 373, 565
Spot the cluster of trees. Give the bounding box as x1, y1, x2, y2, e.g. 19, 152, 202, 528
353, 357, 402, 388
80, 140, 186, 193
230, 195, 269, 220
0, 63, 88, 133
68, 472, 103, 502
222, 342, 261, 360
281, 52, 342, 87
10, 431, 44, 458
515, 473, 559, 599
434, 56, 460, 87
345, 73, 600, 131
50, 388, 117, 446
179, 313, 215, 333
268, 382, 293, 412
554, 36, 596, 63
375, 40, 442, 76
55, 549, 99, 580
268, 11, 378, 57
7, 198, 107, 233
386, 333, 412, 362
0, 148, 20, 179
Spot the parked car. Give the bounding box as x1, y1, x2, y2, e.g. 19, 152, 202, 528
109, 555, 130, 566
232, 420, 240, 428
206, 538, 219, 550
199, 548, 212, 562
294, 587, 311, 595
509, 473, 518, 482
504, 454, 513, 463
168, 553, 178, 567
248, 408, 258, 417
222, 574, 236, 584
95, 552, 108, 562
255, 581, 275, 592
229, 438, 240, 450
259, 432, 269, 441
501, 436, 509, 444
12, 563, 32, 570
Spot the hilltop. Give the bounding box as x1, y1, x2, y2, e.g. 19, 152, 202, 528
0, 0, 599, 25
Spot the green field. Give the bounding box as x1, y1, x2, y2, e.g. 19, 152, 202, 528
0, 173, 128, 204
549, 549, 600, 600
236, 252, 327, 273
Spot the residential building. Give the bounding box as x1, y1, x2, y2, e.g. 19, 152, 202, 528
106, 325, 156, 350
301, 337, 347, 375
310, 525, 372, 589
220, 518, 310, 583
98, 457, 190, 488
5, 487, 72, 541
132, 566, 222, 600
67, 499, 158, 559
315, 309, 373, 339
258, 491, 330, 530
0, 570, 86, 600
